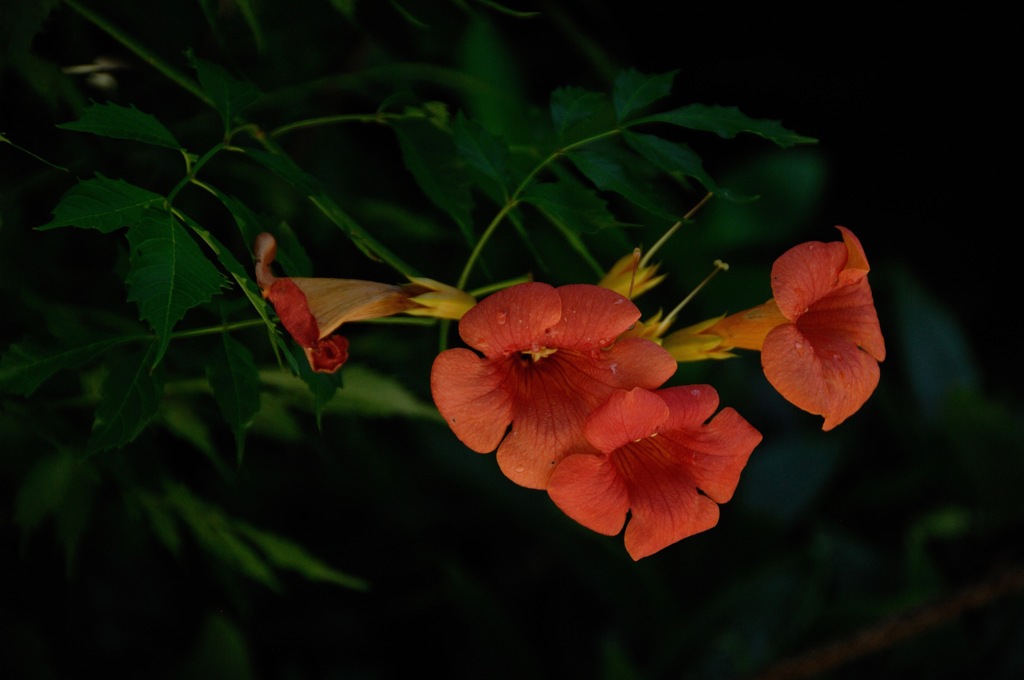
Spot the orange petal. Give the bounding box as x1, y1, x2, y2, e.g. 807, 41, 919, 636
700, 300, 788, 351
457, 282, 564, 358
771, 240, 849, 321
430, 348, 514, 453
761, 323, 881, 430
547, 452, 630, 536
289, 277, 417, 339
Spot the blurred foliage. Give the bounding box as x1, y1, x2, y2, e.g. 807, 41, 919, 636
1, 1, 1022, 679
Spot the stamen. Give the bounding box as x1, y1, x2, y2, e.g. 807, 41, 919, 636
639, 192, 714, 269
625, 247, 641, 300
661, 259, 729, 330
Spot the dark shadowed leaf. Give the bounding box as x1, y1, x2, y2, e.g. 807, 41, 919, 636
37, 175, 164, 232
88, 341, 165, 452
520, 179, 621, 234
621, 130, 720, 194
125, 211, 228, 363
191, 54, 261, 131
207, 333, 261, 464
0, 336, 133, 397
57, 101, 180, 149
453, 111, 511, 199
550, 85, 609, 142
566, 138, 683, 220
391, 115, 476, 244
235, 522, 370, 590
637, 103, 818, 147
613, 69, 677, 122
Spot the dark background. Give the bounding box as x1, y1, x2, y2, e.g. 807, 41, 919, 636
2, 2, 1020, 679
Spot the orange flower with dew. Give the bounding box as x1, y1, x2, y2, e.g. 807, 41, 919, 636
430, 282, 678, 489
547, 386, 761, 560
254, 232, 475, 373
690, 226, 886, 430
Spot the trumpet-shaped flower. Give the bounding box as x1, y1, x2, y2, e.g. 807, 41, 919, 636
430, 282, 678, 489
254, 232, 475, 373
547, 386, 762, 560
686, 226, 886, 430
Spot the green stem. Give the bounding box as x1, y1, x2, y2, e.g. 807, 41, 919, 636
62, 0, 212, 108
456, 127, 622, 289
165, 143, 227, 206
270, 112, 411, 138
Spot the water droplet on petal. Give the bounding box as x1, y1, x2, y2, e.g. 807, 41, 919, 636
514, 465, 525, 473
496, 311, 507, 325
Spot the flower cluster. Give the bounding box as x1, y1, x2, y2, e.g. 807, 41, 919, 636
254, 225, 884, 559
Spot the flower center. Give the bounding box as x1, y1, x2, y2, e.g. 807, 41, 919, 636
524, 346, 558, 362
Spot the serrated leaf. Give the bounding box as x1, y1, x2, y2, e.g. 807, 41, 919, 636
566, 138, 683, 220
207, 334, 261, 465
57, 101, 180, 149
550, 86, 608, 141
0, 336, 131, 397
613, 69, 677, 122
88, 341, 165, 452
621, 130, 720, 194
637, 104, 818, 147
235, 523, 369, 590
126, 211, 228, 363
520, 179, 621, 234
453, 111, 511, 199
191, 55, 261, 131
391, 116, 475, 244
37, 174, 164, 232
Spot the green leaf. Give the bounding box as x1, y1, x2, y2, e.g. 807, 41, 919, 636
235, 523, 370, 590
637, 103, 818, 148
88, 341, 165, 452
0, 336, 132, 397
565, 138, 683, 220
37, 174, 164, 232
453, 111, 511, 199
163, 483, 368, 592
621, 130, 721, 195
292, 345, 342, 427
165, 483, 280, 590
191, 54, 261, 131
125, 211, 228, 363
520, 179, 621, 234
391, 116, 475, 244
174, 209, 279, 342
322, 364, 441, 420
57, 101, 180, 149
243, 148, 417, 276
613, 69, 677, 122
550, 86, 608, 142
207, 334, 261, 465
